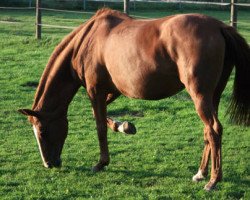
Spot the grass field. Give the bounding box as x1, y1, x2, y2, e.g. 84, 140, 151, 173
0, 8, 250, 200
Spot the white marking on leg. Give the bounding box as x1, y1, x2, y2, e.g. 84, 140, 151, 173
33, 125, 48, 168
192, 169, 205, 182
117, 122, 125, 133
113, 120, 125, 133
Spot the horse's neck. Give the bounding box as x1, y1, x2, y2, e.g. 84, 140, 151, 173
32, 19, 98, 117
32, 42, 79, 118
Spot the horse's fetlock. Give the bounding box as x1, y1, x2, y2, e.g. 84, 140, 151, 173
192, 169, 207, 182
100, 158, 110, 166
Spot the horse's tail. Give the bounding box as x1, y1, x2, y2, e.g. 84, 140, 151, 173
221, 26, 250, 126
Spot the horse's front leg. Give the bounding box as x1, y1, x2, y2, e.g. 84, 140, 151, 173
88, 88, 109, 172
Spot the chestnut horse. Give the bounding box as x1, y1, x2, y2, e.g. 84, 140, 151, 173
19, 9, 250, 191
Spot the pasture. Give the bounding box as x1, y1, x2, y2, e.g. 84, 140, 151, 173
0, 8, 250, 199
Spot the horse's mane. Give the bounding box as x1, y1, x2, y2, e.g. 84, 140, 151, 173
44, 9, 121, 72
94, 7, 130, 19
32, 24, 85, 110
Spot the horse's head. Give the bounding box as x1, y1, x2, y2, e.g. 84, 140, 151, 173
18, 109, 68, 168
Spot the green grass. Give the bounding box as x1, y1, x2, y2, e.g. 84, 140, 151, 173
0, 8, 250, 200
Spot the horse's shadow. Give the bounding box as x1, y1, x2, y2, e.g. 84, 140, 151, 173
107, 104, 175, 119
221, 175, 250, 198
63, 163, 250, 197
65, 164, 175, 180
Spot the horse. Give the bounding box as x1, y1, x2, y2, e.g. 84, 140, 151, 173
19, 8, 250, 191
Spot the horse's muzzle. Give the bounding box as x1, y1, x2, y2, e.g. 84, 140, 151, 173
44, 158, 62, 168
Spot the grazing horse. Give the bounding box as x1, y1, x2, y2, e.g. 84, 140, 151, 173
19, 8, 250, 191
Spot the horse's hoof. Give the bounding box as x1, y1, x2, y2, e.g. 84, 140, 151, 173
91, 164, 106, 173
122, 121, 136, 135
192, 170, 206, 182
204, 180, 217, 191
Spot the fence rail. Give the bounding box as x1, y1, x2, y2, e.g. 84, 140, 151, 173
0, 6, 35, 9
134, 0, 231, 5
234, 3, 250, 6
36, 23, 78, 29
40, 7, 95, 14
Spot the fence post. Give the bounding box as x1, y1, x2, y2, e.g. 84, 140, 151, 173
133, 0, 136, 11
124, 0, 130, 15
36, 0, 42, 39
230, 0, 238, 29
83, 0, 86, 10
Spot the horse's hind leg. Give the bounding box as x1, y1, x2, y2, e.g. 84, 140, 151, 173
190, 92, 223, 190
106, 92, 136, 135
183, 60, 225, 190
91, 92, 136, 134
192, 64, 233, 183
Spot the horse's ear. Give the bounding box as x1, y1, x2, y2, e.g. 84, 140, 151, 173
18, 109, 40, 118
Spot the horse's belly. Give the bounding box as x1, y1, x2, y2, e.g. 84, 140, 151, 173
104, 30, 184, 99
113, 71, 184, 100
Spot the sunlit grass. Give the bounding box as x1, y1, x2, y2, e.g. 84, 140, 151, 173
0, 8, 249, 199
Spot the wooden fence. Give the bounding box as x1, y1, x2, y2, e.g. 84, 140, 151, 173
34, 0, 250, 39
1, 0, 250, 39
